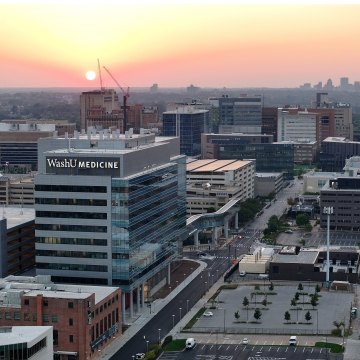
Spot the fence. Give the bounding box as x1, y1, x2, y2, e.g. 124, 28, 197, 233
183, 326, 332, 335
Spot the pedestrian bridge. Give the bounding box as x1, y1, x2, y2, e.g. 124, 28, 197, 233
186, 198, 241, 247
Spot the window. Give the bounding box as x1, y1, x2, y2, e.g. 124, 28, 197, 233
69, 335, 74, 343
42, 314, 49, 322
24, 313, 30, 321
52, 315, 58, 323
5, 312, 12, 320
69, 318, 73, 326
43, 299, 48, 306
24, 299, 29, 305
68, 302, 74, 309
53, 330, 58, 346
14, 312, 20, 320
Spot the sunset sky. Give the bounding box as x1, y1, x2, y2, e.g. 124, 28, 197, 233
1, 1, 360, 88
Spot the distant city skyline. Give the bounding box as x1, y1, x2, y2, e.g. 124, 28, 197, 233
1, 2, 360, 88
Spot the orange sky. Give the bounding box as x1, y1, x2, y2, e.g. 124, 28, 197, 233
1, 1, 360, 88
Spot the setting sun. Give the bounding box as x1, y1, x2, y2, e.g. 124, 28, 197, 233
85, 70, 96, 81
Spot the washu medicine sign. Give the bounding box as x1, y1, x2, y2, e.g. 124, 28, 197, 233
46, 156, 121, 176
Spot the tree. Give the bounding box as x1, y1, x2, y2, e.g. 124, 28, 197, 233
268, 215, 280, 233
305, 311, 312, 323
268, 282, 274, 291
284, 311, 291, 323
254, 309, 262, 321
261, 298, 268, 307
291, 298, 297, 307
333, 320, 344, 330
294, 292, 300, 301
254, 284, 260, 291
298, 283, 303, 291
315, 284, 321, 293
234, 310, 240, 321
287, 197, 296, 205
243, 296, 249, 308
310, 296, 317, 309
296, 213, 310, 227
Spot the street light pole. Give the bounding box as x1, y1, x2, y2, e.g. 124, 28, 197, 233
179, 307, 182, 320
158, 328, 161, 344
223, 308, 226, 333
172, 314, 175, 328
323, 206, 333, 288
186, 299, 189, 313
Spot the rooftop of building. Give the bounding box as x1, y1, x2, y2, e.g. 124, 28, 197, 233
0, 326, 52, 346
1, 207, 35, 229
0, 275, 119, 304
163, 107, 208, 114
186, 159, 252, 172
272, 250, 319, 264
304, 171, 342, 178
203, 133, 272, 138
323, 137, 353, 143
256, 172, 283, 178
276, 140, 317, 145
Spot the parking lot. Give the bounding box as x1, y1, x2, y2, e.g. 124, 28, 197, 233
193, 284, 353, 334
160, 343, 342, 360
277, 227, 360, 248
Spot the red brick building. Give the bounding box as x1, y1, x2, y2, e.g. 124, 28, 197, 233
0, 275, 121, 360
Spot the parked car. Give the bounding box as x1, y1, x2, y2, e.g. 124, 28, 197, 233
186, 338, 196, 349
242, 338, 249, 344
203, 311, 213, 317
136, 353, 145, 360
289, 336, 297, 346
239, 271, 246, 277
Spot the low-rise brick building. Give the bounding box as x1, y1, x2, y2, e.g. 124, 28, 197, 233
0, 275, 121, 360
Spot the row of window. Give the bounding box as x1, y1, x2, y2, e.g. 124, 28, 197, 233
35, 198, 107, 206
36, 224, 107, 233
35, 185, 107, 193
36, 211, 107, 220
36, 250, 108, 259
37, 263, 108, 272
36, 237, 107, 246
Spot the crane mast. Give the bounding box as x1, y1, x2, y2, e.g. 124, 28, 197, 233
102, 66, 130, 133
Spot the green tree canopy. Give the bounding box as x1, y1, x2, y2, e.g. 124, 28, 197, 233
296, 213, 310, 226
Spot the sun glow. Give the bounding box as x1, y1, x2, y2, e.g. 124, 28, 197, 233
85, 71, 96, 81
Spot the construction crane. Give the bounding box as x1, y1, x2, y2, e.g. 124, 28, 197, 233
102, 66, 130, 133
97, 59, 104, 91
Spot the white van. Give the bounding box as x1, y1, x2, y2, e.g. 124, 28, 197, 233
289, 336, 297, 346
258, 274, 269, 280
186, 338, 196, 349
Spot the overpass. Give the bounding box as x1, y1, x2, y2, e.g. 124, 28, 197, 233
186, 198, 241, 248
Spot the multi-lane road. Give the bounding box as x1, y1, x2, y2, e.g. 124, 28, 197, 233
111, 247, 247, 359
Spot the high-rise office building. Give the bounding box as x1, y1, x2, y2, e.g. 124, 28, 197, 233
162, 107, 209, 156
217, 94, 263, 134
35, 130, 187, 320
277, 108, 318, 143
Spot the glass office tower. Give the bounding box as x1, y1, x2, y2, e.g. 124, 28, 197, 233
35, 133, 186, 318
